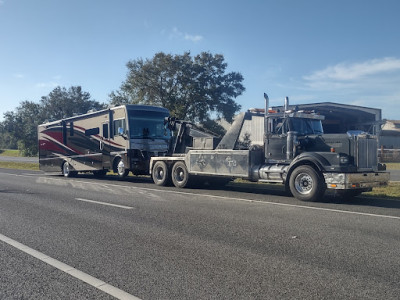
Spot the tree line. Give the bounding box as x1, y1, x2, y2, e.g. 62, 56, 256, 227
0, 52, 245, 156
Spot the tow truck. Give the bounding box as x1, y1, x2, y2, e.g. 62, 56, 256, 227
150, 94, 389, 201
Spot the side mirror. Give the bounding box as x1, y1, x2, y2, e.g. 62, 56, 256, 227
118, 127, 128, 139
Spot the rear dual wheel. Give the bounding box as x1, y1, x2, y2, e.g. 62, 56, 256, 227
152, 161, 190, 188
152, 161, 171, 186
171, 161, 190, 188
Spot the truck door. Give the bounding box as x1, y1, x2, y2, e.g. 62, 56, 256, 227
265, 117, 287, 161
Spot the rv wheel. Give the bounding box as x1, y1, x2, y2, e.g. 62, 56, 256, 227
115, 158, 129, 178
171, 161, 190, 188
152, 161, 171, 186
62, 162, 76, 177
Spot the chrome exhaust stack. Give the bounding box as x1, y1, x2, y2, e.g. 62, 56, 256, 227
264, 93, 269, 135
284, 96, 289, 111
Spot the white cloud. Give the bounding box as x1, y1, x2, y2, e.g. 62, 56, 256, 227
35, 75, 62, 89
184, 34, 203, 42
35, 82, 59, 89
13, 73, 24, 79
167, 27, 203, 43
304, 57, 400, 82
0, 1, 5, 6
297, 57, 400, 119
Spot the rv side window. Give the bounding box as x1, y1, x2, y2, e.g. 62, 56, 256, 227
102, 123, 109, 138
70, 122, 74, 136
113, 119, 126, 136
85, 127, 99, 136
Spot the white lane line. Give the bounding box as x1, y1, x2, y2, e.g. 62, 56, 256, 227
0, 233, 141, 300
80, 182, 400, 221
6, 173, 400, 220
72, 180, 400, 220
75, 198, 134, 210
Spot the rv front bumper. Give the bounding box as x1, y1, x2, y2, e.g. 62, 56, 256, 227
323, 172, 390, 190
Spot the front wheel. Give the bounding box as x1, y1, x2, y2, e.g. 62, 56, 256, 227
115, 158, 129, 178
289, 165, 325, 202
171, 161, 190, 188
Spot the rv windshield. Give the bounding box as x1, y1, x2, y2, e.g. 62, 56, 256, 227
128, 110, 170, 140
289, 118, 324, 135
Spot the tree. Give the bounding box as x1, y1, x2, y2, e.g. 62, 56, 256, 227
40, 86, 105, 121
0, 86, 104, 156
2, 101, 42, 156
109, 52, 245, 124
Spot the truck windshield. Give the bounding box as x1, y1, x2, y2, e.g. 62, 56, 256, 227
128, 110, 170, 140
289, 118, 324, 135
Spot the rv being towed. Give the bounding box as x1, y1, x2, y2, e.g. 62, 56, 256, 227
38, 105, 170, 177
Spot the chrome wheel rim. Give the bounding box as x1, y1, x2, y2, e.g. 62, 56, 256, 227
175, 167, 185, 183
294, 172, 313, 195
63, 163, 69, 176
155, 167, 164, 181
117, 160, 125, 175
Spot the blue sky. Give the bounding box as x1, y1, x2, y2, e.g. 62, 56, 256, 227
1, 0, 400, 121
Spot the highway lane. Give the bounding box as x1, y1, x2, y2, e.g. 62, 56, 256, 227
1, 168, 400, 299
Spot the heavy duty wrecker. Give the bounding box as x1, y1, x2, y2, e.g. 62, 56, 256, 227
150, 94, 390, 201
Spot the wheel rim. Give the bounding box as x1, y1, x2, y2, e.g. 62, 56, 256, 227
117, 160, 125, 175
175, 166, 185, 183
63, 163, 69, 176
294, 172, 313, 195
155, 166, 164, 181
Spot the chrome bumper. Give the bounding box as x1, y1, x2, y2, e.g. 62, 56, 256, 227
323, 172, 390, 190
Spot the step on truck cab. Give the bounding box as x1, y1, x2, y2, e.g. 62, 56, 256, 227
150, 94, 389, 202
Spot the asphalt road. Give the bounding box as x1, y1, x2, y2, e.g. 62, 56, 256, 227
1, 168, 400, 299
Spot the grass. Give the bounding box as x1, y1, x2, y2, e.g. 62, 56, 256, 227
385, 162, 400, 170
0, 149, 21, 157
0, 161, 39, 170
364, 182, 400, 198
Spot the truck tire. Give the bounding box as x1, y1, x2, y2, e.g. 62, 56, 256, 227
152, 161, 171, 186
115, 158, 129, 178
171, 161, 190, 188
289, 165, 325, 202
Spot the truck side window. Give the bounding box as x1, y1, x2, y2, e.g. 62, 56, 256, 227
272, 118, 286, 134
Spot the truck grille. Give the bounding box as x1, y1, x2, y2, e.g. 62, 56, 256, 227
356, 136, 377, 170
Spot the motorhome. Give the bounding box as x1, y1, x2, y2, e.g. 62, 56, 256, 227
38, 105, 170, 177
